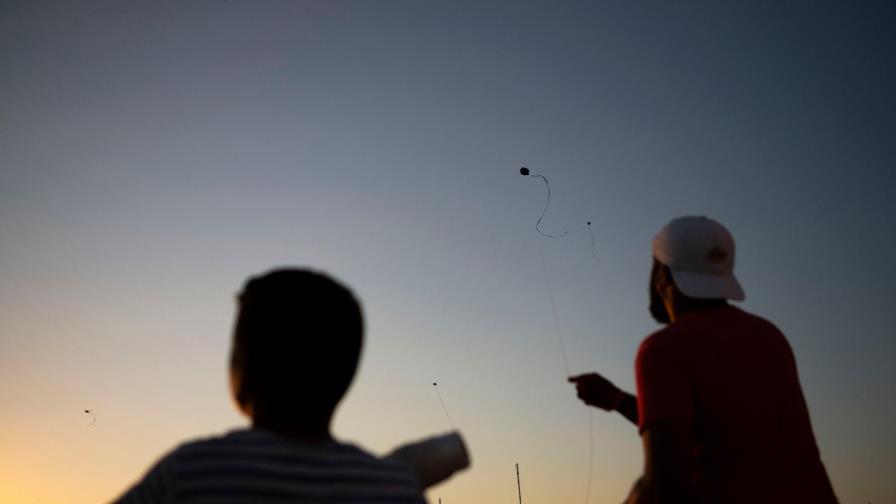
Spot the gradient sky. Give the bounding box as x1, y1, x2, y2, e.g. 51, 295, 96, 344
1, 1, 894, 503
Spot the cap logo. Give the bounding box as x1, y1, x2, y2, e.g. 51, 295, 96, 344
706, 246, 727, 264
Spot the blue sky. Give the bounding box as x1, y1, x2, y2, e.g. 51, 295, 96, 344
1, 2, 893, 502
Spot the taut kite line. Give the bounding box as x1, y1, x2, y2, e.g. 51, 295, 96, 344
432, 382, 455, 430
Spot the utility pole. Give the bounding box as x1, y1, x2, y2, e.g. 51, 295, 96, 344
516, 463, 522, 504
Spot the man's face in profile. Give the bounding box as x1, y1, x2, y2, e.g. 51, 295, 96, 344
649, 261, 671, 324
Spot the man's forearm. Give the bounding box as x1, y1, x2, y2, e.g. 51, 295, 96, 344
616, 392, 639, 426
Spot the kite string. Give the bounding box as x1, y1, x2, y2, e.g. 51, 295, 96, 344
433, 383, 456, 430
586, 409, 593, 504
529, 172, 567, 239
587, 222, 599, 264
522, 167, 590, 504
537, 237, 570, 376
537, 238, 592, 504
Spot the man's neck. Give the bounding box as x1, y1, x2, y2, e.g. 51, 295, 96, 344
667, 298, 729, 323
252, 414, 334, 442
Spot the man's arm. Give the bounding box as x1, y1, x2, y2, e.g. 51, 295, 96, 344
568, 373, 639, 426
615, 392, 639, 425
112, 453, 176, 504
624, 419, 695, 504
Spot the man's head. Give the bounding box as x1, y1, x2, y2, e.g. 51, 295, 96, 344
649, 216, 745, 323
229, 268, 363, 429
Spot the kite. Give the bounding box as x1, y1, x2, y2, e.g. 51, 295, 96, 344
519, 166, 571, 374
84, 409, 95, 427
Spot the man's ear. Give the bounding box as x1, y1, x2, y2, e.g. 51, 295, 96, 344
229, 366, 252, 417
655, 264, 673, 295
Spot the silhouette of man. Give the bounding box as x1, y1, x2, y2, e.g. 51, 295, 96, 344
569, 216, 838, 503
115, 268, 426, 503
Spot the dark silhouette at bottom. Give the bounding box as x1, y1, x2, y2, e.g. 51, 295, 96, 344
115, 268, 468, 503
570, 216, 839, 503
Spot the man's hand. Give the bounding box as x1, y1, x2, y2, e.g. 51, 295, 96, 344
568, 373, 625, 411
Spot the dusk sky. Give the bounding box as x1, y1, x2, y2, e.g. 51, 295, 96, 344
1, 2, 894, 503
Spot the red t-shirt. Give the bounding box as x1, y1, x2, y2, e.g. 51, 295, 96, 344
635, 306, 838, 503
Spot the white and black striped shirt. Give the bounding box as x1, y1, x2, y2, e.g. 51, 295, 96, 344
114, 429, 426, 504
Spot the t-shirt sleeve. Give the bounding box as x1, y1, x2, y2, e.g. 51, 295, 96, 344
111, 450, 177, 504
635, 333, 695, 432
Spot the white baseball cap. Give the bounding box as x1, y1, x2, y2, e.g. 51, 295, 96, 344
652, 216, 745, 301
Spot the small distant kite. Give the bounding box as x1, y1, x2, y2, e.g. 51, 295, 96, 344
84, 409, 96, 427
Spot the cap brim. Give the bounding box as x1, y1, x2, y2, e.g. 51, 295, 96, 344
670, 270, 745, 301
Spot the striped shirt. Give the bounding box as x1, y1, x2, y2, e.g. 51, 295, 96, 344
114, 429, 426, 504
